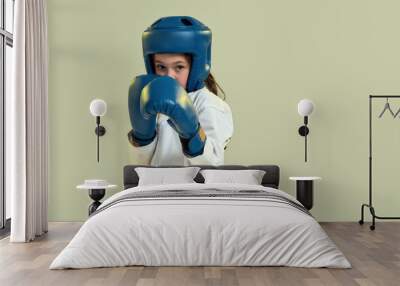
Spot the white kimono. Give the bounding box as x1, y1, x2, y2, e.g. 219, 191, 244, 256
131, 87, 233, 166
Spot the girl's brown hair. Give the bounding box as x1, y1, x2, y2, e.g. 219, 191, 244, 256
183, 54, 226, 100
204, 73, 226, 100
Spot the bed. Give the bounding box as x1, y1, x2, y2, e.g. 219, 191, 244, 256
50, 165, 351, 269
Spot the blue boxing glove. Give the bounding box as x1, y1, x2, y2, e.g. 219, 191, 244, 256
127, 74, 159, 146
140, 76, 207, 157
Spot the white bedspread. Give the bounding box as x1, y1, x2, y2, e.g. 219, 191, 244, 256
50, 183, 351, 269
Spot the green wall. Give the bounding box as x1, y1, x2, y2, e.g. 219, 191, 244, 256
47, 0, 400, 221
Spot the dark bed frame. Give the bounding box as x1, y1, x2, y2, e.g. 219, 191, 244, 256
123, 165, 280, 189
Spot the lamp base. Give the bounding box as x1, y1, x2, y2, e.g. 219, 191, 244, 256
95, 126, 106, 136
298, 126, 309, 136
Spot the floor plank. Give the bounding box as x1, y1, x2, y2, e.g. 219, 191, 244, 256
0, 222, 399, 286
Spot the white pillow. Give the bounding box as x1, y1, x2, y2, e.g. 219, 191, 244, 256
200, 169, 266, 185
135, 167, 201, 186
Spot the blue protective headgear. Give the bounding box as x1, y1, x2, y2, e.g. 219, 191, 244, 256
142, 16, 212, 92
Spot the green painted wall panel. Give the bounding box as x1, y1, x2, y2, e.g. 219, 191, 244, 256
47, 0, 400, 221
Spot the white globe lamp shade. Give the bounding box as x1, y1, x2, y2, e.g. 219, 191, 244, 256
298, 99, 314, 116
90, 99, 107, 117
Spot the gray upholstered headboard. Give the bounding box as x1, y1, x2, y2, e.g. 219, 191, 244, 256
123, 165, 280, 189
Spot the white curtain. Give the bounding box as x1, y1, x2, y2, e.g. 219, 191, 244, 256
8, 0, 49, 242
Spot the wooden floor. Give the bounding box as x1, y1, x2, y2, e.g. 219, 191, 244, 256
0, 222, 399, 286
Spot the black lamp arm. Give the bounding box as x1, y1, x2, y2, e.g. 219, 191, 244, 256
94, 116, 106, 162
298, 116, 310, 162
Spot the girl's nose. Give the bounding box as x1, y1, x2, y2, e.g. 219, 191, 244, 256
167, 69, 176, 79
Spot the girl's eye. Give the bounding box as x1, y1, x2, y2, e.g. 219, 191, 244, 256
175, 65, 185, 71
156, 64, 166, 71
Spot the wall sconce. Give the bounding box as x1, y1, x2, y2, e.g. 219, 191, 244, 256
89, 99, 107, 162
297, 99, 315, 162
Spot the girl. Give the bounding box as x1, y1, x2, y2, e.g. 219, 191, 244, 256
128, 16, 233, 166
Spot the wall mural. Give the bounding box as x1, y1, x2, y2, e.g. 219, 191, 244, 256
127, 16, 233, 166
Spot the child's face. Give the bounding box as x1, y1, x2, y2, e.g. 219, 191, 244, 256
153, 53, 191, 90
